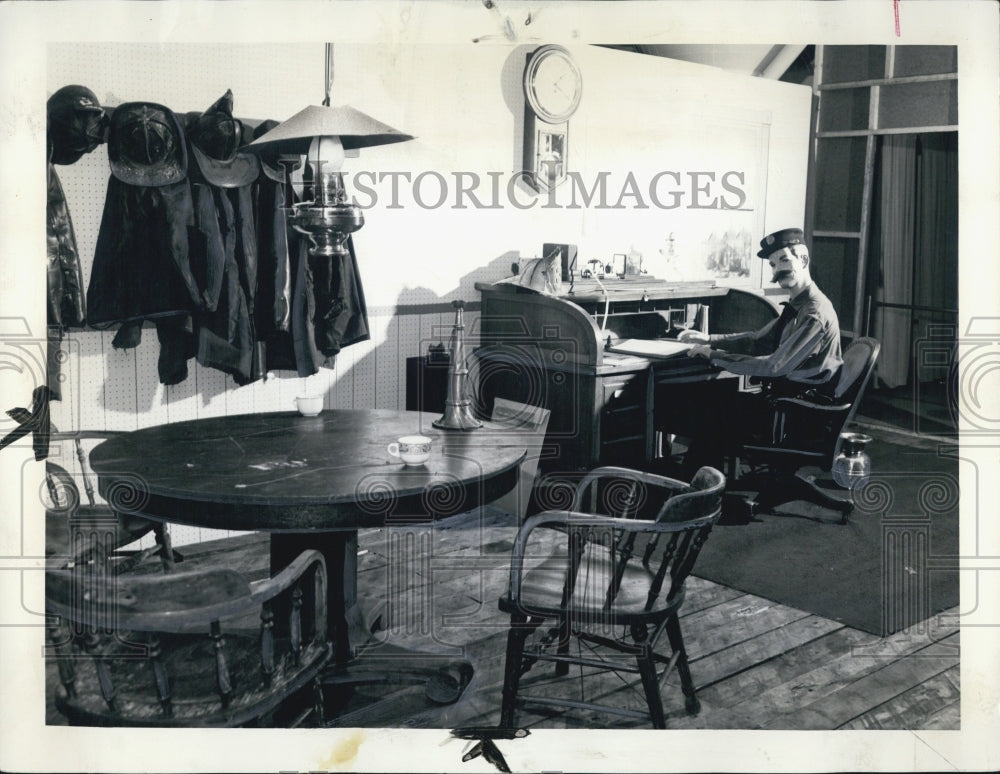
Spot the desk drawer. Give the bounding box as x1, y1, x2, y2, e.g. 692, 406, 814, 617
601, 403, 646, 442
599, 375, 649, 453
597, 430, 647, 467
602, 376, 644, 405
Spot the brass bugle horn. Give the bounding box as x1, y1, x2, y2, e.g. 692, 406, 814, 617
433, 300, 482, 431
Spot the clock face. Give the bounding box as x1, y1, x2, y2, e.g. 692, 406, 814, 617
524, 45, 582, 123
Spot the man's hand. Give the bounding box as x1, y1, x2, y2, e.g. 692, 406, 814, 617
677, 329, 710, 344
687, 344, 712, 359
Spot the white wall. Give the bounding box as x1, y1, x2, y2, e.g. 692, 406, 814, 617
336, 42, 812, 297
45, 41, 810, 543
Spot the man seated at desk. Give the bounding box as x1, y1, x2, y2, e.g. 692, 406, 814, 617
676, 228, 843, 474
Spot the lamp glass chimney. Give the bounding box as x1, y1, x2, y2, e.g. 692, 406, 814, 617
308, 134, 347, 206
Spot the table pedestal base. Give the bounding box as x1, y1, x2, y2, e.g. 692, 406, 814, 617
319, 643, 474, 726
271, 529, 474, 725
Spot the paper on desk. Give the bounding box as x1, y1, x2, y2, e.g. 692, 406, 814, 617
606, 339, 693, 359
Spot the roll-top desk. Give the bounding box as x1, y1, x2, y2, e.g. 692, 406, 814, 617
474, 277, 779, 507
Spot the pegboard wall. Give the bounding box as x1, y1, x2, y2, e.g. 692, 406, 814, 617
49, 42, 324, 291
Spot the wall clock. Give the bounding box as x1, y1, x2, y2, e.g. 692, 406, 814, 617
522, 44, 582, 192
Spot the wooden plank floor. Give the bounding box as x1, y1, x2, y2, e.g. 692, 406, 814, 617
336, 507, 960, 731
45, 507, 960, 730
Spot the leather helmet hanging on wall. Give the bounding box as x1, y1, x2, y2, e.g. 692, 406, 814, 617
108, 102, 188, 187
47, 84, 109, 165
188, 89, 243, 160
185, 89, 259, 188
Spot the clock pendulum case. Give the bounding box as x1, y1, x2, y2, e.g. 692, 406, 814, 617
522, 44, 582, 193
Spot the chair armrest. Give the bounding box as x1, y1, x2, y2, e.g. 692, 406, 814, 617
250, 549, 327, 603
742, 444, 826, 462
507, 510, 715, 602
572, 466, 690, 510
47, 430, 125, 442
571, 465, 725, 526
771, 397, 851, 414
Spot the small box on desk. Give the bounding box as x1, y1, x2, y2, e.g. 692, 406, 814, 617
406, 356, 450, 413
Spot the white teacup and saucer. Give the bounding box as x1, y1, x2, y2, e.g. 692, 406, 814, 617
387, 435, 433, 466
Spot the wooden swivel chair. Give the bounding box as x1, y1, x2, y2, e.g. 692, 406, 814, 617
498, 465, 725, 729
733, 337, 881, 524
46, 549, 331, 727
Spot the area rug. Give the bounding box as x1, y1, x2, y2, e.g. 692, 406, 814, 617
693, 426, 960, 636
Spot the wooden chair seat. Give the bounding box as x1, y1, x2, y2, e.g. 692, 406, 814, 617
511, 536, 685, 624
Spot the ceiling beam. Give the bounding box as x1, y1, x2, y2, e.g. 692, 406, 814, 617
754, 45, 808, 79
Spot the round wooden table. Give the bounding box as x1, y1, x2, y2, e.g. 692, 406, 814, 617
89, 409, 526, 714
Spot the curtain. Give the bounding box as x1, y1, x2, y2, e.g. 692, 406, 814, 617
913, 133, 959, 382
873, 136, 917, 389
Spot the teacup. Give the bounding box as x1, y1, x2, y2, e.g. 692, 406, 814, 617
388, 435, 433, 466
294, 395, 324, 417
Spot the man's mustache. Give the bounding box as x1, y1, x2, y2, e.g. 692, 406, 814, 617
771, 270, 794, 282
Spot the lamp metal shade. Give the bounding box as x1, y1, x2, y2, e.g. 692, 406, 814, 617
247, 104, 414, 154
